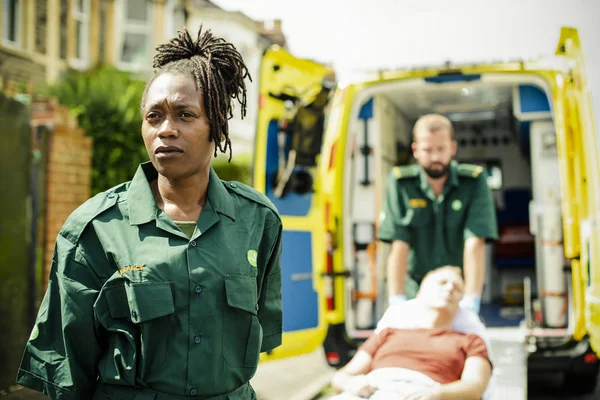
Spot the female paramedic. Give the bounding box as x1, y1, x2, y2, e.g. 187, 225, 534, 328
16, 26, 283, 400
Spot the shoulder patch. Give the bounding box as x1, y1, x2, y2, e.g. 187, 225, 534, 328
457, 163, 484, 178
225, 181, 281, 219
392, 164, 419, 180
59, 183, 126, 244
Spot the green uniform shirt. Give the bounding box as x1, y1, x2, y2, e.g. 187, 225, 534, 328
17, 162, 283, 400
378, 161, 498, 297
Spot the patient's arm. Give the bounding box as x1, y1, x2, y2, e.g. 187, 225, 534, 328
433, 356, 492, 400
330, 350, 375, 396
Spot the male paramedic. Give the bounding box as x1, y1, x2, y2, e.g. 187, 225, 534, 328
378, 114, 498, 314
329, 266, 493, 400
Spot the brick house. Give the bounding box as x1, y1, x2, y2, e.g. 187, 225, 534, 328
1, 0, 290, 285
0, 0, 191, 89
0, 0, 286, 90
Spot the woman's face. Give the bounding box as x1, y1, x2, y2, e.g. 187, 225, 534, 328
141, 73, 215, 180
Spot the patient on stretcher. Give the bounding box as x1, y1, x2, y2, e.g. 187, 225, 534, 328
329, 266, 493, 400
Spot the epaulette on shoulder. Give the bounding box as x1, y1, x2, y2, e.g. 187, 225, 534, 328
59, 182, 127, 244
225, 181, 281, 219
457, 163, 484, 178
392, 164, 419, 180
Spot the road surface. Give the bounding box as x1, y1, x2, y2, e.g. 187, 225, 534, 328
2, 345, 599, 399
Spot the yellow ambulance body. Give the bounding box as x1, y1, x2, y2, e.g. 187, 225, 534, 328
254, 26, 600, 393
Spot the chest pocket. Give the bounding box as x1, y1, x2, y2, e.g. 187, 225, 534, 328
125, 282, 175, 322
445, 198, 468, 227
99, 280, 175, 379
222, 274, 262, 374
406, 202, 432, 228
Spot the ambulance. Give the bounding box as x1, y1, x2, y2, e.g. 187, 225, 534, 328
253, 27, 600, 394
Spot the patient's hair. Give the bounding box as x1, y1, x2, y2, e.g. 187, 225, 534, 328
413, 113, 454, 140
421, 265, 463, 284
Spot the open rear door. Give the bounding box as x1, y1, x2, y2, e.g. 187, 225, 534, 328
555, 27, 600, 353
254, 46, 335, 361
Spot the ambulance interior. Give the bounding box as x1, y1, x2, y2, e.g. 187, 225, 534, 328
343, 74, 569, 338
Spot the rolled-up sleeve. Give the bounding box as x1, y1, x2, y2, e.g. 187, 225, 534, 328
16, 234, 102, 400
377, 170, 412, 244
257, 219, 283, 352
464, 174, 499, 241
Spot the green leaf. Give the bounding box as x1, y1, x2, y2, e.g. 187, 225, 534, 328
44, 65, 147, 195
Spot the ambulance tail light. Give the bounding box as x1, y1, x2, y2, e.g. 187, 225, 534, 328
324, 200, 335, 311
326, 351, 341, 365
325, 230, 335, 311
584, 352, 598, 364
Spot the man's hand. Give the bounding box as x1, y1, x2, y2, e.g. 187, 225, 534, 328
460, 294, 481, 314
344, 374, 377, 398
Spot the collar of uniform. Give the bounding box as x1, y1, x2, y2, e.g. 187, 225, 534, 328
128, 162, 236, 225
417, 160, 459, 195
206, 167, 235, 221
447, 160, 459, 187
128, 162, 160, 225
417, 166, 430, 194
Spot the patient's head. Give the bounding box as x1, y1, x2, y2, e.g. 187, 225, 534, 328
417, 266, 464, 311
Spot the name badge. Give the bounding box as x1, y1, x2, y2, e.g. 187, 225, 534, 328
409, 198, 428, 208
119, 265, 145, 275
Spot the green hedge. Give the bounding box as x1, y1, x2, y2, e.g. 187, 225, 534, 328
43, 65, 253, 194
43, 65, 148, 195
212, 154, 253, 185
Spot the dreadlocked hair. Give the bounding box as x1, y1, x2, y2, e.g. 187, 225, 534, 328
142, 26, 251, 162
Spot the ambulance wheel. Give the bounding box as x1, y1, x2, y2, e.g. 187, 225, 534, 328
563, 371, 598, 395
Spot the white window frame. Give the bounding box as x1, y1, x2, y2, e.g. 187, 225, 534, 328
115, 0, 153, 72
2, 0, 23, 49
70, 0, 91, 69
164, 0, 186, 39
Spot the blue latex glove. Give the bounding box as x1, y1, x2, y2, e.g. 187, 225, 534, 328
388, 294, 407, 306
460, 294, 481, 314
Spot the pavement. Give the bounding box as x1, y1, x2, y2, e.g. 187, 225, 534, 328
0, 349, 336, 400
251, 349, 336, 400
4, 343, 600, 400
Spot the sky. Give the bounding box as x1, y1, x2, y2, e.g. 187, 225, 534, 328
212, 0, 600, 126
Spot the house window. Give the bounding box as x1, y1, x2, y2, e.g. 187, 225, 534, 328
35, 0, 48, 53
117, 0, 152, 70
165, 0, 186, 38
3, 0, 23, 47
71, 0, 91, 67
60, 0, 68, 59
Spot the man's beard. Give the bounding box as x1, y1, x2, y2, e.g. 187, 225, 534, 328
423, 162, 450, 179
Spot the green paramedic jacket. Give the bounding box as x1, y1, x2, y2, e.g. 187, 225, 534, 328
16, 162, 283, 399
377, 160, 498, 296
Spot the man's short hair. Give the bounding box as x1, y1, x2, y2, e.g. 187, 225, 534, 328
413, 114, 454, 140
421, 265, 463, 284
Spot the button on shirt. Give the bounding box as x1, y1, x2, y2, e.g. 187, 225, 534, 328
16, 162, 283, 399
